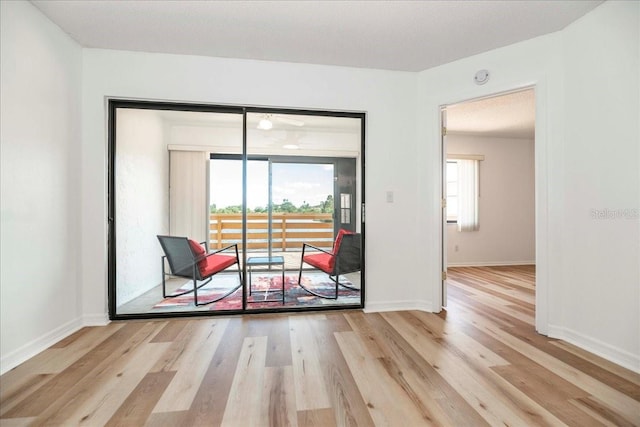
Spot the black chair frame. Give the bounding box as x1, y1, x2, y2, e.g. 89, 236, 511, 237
157, 235, 242, 306
298, 233, 361, 299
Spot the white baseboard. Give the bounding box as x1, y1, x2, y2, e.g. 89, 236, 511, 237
82, 313, 110, 326
364, 300, 437, 313
548, 325, 640, 374
0, 313, 111, 375
0, 317, 83, 375
447, 260, 536, 267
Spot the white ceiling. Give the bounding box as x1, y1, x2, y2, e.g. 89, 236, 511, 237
447, 88, 536, 138
32, 0, 602, 72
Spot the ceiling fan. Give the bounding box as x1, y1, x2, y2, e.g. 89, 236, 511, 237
257, 114, 305, 130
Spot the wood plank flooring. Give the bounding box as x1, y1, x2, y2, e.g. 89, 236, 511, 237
1, 265, 639, 426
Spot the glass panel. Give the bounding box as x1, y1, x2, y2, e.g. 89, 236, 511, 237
447, 161, 458, 180
111, 106, 364, 317
209, 159, 270, 251
114, 108, 243, 316
447, 182, 458, 196
446, 161, 458, 221
272, 162, 335, 255
447, 196, 458, 221
244, 112, 362, 310
210, 159, 243, 214
340, 193, 351, 224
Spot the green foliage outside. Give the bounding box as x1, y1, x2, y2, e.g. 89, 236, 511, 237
210, 195, 333, 214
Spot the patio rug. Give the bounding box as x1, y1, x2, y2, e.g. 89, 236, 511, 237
152, 273, 360, 310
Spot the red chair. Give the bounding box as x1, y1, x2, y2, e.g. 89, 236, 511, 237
298, 229, 361, 299
157, 235, 242, 306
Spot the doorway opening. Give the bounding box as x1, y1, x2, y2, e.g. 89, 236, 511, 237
441, 88, 536, 327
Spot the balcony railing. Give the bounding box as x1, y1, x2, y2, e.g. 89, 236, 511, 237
210, 212, 334, 251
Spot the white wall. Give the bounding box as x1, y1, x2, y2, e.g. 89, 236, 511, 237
558, 0, 639, 371
115, 109, 168, 305
0, 1, 82, 373
418, 0, 639, 371
447, 135, 535, 266
81, 50, 421, 321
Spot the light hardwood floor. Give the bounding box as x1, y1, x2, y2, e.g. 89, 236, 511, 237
1, 265, 639, 426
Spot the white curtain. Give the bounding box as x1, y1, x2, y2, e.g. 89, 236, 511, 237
169, 150, 208, 242
457, 159, 479, 232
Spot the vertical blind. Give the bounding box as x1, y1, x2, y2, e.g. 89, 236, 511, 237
169, 150, 208, 242
456, 158, 480, 232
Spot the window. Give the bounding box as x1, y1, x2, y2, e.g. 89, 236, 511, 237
446, 155, 482, 231
340, 193, 351, 224
457, 158, 479, 231
446, 161, 458, 222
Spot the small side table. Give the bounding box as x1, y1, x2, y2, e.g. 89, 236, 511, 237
246, 256, 285, 304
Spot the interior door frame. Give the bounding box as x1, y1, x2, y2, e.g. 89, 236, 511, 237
440, 107, 448, 307
437, 85, 543, 332
107, 99, 366, 320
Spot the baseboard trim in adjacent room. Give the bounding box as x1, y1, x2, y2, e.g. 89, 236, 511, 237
548, 325, 640, 374
0, 317, 83, 376
447, 261, 536, 267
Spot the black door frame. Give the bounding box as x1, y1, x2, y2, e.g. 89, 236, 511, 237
107, 99, 366, 320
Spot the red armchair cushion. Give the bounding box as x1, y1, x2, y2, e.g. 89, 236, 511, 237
188, 239, 236, 276
304, 230, 355, 272
188, 239, 206, 257
333, 229, 354, 254
303, 252, 334, 273
188, 239, 208, 275
200, 254, 237, 277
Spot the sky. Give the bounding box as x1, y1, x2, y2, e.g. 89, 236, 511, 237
210, 159, 334, 209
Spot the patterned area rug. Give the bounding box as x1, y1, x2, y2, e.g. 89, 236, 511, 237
152, 272, 360, 311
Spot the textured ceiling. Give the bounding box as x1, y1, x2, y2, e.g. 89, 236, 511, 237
32, 0, 602, 72
447, 89, 536, 138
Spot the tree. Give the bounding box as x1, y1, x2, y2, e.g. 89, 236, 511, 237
212, 195, 335, 214
321, 195, 334, 213
275, 199, 297, 213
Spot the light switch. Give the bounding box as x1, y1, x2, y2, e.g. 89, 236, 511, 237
386, 191, 394, 203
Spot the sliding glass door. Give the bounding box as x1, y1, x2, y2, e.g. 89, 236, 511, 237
111, 106, 244, 316
109, 102, 364, 319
